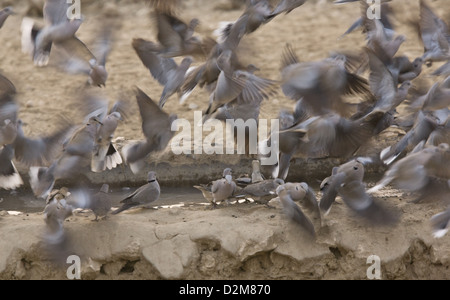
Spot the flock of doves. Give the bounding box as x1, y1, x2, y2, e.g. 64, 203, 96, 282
0, 0, 450, 249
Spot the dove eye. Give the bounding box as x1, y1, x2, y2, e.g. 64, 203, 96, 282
353, 166, 358, 170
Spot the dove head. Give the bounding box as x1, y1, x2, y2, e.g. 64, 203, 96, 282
276, 185, 286, 196
412, 57, 423, 69
181, 56, 194, 68
299, 182, 309, 191
147, 171, 157, 182
274, 178, 285, 186
1, 7, 15, 16
100, 184, 110, 193
343, 160, 365, 182
223, 168, 233, 177
109, 111, 123, 121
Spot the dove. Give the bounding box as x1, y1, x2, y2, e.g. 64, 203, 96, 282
194, 168, 235, 206
361, 48, 411, 118
265, 107, 386, 180
12, 119, 74, 167
319, 158, 367, 215
0, 6, 14, 29
236, 178, 285, 206
133, 39, 194, 108
285, 182, 321, 220
368, 143, 450, 202
0, 74, 19, 145
150, 9, 213, 59
276, 185, 315, 238
111, 171, 160, 214
336, 0, 394, 38
0, 145, 23, 190
211, 171, 237, 207
61, 23, 116, 87
206, 49, 277, 116
21, 4, 96, 68
280, 44, 370, 116
430, 207, 450, 238
417, 0, 450, 66
380, 111, 445, 165
29, 116, 102, 199
43, 193, 74, 246
121, 88, 177, 174
88, 184, 112, 221
336, 178, 399, 226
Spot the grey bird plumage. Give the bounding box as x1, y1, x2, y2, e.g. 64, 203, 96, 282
83, 94, 128, 173
111, 171, 160, 214
21, 0, 96, 67
280, 44, 370, 116
417, 0, 450, 66
121, 88, 177, 174
89, 184, 112, 221
369, 143, 450, 202
133, 38, 194, 108
29, 116, 102, 199
0, 145, 23, 190
431, 207, 450, 238
276, 184, 316, 238
237, 178, 284, 205
194, 168, 236, 207
320, 158, 397, 225
319, 158, 366, 215
0, 6, 14, 29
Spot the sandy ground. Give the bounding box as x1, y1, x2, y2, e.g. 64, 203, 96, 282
0, 0, 450, 280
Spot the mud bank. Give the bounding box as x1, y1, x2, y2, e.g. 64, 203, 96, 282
1, 194, 449, 280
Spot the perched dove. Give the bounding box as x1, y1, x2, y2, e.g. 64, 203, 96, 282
111, 171, 160, 214
236, 178, 285, 206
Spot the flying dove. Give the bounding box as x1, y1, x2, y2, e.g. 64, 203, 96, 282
111, 171, 160, 214
13, 119, 74, 167
276, 184, 316, 238
380, 111, 445, 165
121, 88, 177, 174
285, 182, 321, 221
280, 44, 370, 116
430, 206, 450, 238
319, 158, 367, 215
132, 38, 194, 107
417, 0, 450, 66
336, 0, 394, 38
368, 143, 450, 202
29, 116, 102, 199
0, 145, 23, 190
21, 0, 96, 67
43, 193, 74, 246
